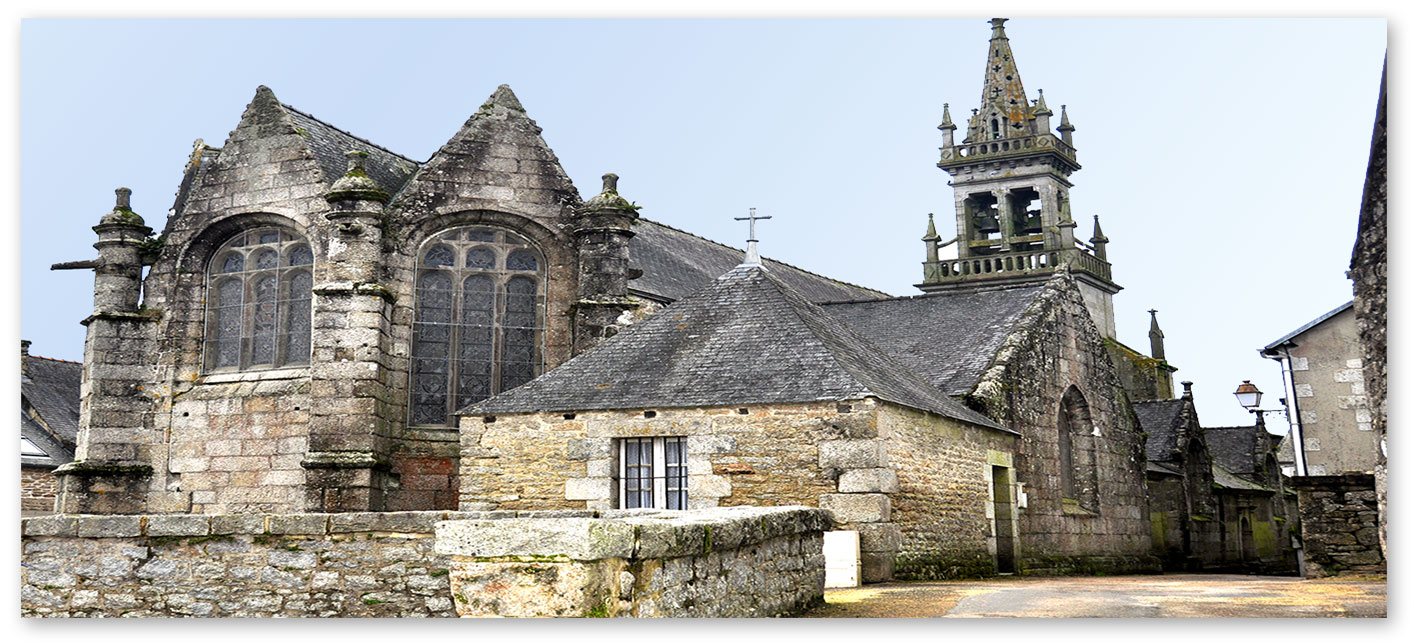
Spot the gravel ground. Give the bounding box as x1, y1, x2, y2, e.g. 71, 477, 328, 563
806, 573, 1386, 618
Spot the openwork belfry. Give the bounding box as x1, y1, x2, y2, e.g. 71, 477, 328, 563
410, 227, 545, 426
205, 228, 313, 371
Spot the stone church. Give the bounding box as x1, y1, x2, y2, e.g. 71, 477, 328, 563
53, 18, 1165, 579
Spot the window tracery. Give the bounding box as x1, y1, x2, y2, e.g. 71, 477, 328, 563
204, 228, 313, 372
410, 226, 545, 426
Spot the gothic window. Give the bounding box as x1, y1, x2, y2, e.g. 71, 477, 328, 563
617, 437, 688, 510
1057, 386, 1100, 512
205, 228, 314, 372
409, 226, 545, 427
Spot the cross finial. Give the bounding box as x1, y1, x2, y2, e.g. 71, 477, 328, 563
734, 207, 772, 267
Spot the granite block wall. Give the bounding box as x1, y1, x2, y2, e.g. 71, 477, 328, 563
1291, 474, 1385, 577
436, 506, 829, 617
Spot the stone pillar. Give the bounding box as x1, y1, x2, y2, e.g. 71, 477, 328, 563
993, 189, 1014, 248
54, 188, 162, 514
571, 173, 640, 355
303, 151, 396, 512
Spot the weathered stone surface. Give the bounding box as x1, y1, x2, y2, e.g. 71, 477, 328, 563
22, 515, 78, 537
818, 440, 887, 470
145, 514, 211, 537
820, 494, 891, 524
838, 468, 900, 493
76, 515, 142, 538
435, 517, 635, 560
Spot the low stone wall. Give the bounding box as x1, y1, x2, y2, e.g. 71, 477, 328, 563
1291, 474, 1386, 577
436, 506, 830, 617
20, 511, 483, 617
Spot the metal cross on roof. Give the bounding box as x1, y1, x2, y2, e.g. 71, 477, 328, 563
735, 207, 772, 267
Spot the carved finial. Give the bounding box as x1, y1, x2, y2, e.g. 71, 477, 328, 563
923, 213, 940, 241
939, 103, 955, 130
602, 173, 619, 194
1058, 104, 1074, 130
115, 187, 132, 210
1181, 381, 1193, 399
990, 18, 1008, 39
344, 149, 369, 173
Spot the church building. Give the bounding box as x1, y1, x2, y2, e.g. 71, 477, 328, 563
52, 18, 1163, 579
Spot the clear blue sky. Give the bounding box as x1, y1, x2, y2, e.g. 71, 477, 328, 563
18, 18, 1387, 429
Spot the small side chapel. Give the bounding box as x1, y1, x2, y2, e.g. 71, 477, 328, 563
52, 18, 1169, 580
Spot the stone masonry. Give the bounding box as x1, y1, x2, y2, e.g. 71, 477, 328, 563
969, 271, 1158, 575
461, 400, 1016, 582
436, 506, 830, 617
1289, 474, 1385, 577
21, 506, 829, 618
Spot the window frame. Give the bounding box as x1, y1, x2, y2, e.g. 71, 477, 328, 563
616, 436, 688, 510
202, 228, 313, 373
408, 226, 547, 427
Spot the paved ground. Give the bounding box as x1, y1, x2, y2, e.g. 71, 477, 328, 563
806, 574, 1386, 618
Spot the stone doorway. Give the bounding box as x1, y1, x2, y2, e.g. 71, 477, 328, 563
992, 465, 1018, 573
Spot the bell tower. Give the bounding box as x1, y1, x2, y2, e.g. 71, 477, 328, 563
921, 18, 1120, 338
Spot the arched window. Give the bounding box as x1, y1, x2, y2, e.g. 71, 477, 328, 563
205, 228, 313, 371
409, 226, 545, 426
1057, 386, 1099, 512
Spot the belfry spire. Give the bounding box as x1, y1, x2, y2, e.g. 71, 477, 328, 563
976, 18, 1031, 139
924, 18, 1118, 341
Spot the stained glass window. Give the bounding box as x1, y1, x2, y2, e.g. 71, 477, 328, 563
409, 226, 545, 426
204, 228, 314, 372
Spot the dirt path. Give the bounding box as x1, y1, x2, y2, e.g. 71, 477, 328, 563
805, 574, 1386, 618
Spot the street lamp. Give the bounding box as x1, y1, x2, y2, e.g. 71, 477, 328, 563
1233, 380, 1289, 422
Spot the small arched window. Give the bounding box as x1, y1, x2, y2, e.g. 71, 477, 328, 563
1057, 386, 1099, 512
409, 226, 545, 426
205, 228, 313, 371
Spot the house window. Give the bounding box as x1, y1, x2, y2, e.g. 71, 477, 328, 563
409, 226, 545, 427
204, 228, 313, 372
617, 437, 687, 510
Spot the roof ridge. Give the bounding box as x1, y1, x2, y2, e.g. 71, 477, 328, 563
818, 281, 1045, 307
280, 102, 422, 165
754, 268, 1005, 430
638, 217, 889, 298
29, 354, 81, 365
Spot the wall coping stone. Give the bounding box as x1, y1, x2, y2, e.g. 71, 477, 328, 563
434, 506, 832, 562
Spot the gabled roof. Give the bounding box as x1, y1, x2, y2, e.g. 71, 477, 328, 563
1205, 424, 1279, 476
1212, 462, 1275, 494
1261, 301, 1354, 354
628, 219, 888, 304
282, 103, 420, 196
1133, 398, 1189, 462
820, 284, 1045, 396
22, 413, 73, 468
465, 264, 1005, 431
21, 355, 82, 444
21, 353, 81, 468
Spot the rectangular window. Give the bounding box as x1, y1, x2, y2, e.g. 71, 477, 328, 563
617, 437, 688, 510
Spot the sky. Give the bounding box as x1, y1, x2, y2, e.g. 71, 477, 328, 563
16, 16, 1389, 431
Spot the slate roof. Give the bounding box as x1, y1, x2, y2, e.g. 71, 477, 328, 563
1212, 462, 1274, 493
819, 284, 1046, 396
22, 413, 73, 468
1133, 398, 1189, 462
1205, 425, 1268, 476
465, 264, 1006, 431
282, 104, 421, 196
628, 219, 888, 304
1261, 300, 1354, 354
21, 354, 82, 468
